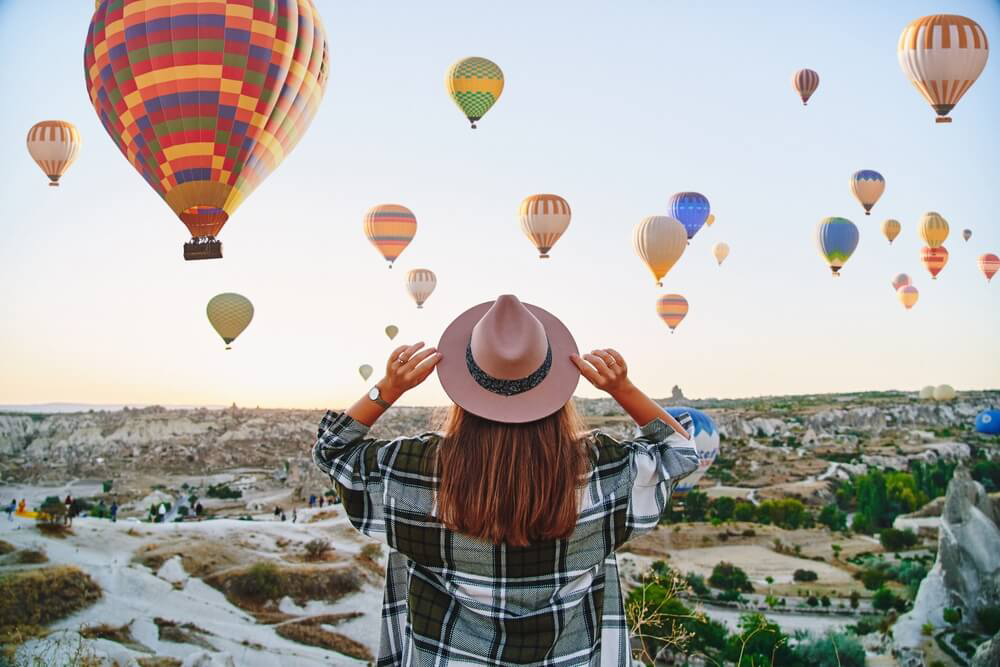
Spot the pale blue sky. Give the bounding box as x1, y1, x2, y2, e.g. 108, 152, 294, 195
1, 0, 998, 408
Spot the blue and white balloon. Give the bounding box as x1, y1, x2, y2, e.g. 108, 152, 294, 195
666, 406, 720, 493
975, 410, 1000, 435
667, 192, 711, 241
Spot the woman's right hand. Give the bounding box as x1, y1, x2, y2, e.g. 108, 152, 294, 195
570, 348, 633, 397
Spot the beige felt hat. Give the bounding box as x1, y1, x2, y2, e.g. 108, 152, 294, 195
436, 295, 580, 423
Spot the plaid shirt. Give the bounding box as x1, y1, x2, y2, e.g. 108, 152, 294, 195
313, 410, 698, 666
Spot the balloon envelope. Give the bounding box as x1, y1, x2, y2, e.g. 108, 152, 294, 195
978, 253, 999, 283
975, 410, 1000, 435
364, 204, 417, 266
446, 57, 504, 128
850, 170, 885, 215
792, 68, 820, 105
962, 229, 972, 242
918, 385, 935, 399
898, 15, 989, 123
713, 242, 729, 266
897, 285, 919, 310
633, 217, 687, 286
406, 269, 437, 308
206, 293, 254, 348
359, 365, 373, 381
665, 407, 719, 494
385, 325, 399, 340
84, 1, 329, 247
656, 294, 689, 332
519, 194, 571, 258
667, 192, 711, 241
919, 212, 949, 248
705, 214, 715, 227
891, 273, 911, 291
921, 246, 948, 279
27, 121, 81, 186
816, 217, 859, 276
933, 384, 956, 401
883, 219, 901, 244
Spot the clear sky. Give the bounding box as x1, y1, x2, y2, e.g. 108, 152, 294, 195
1, 0, 998, 409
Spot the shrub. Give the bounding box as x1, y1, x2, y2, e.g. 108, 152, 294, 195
942, 607, 962, 625
684, 572, 709, 597
879, 528, 918, 552
818, 503, 848, 531
791, 630, 866, 667
12, 549, 48, 565
276, 622, 373, 661
793, 569, 818, 582
177, 506, 189, 517
709, 562, 753, 593
921, 622, 934, 636
872, 587, 900, 612
231, 562, 282, 601
849, 591, 860, 609
0, 566, 101, 627
820, 595, 831, 608
733, 501, 755, 522
304, 538, 332, 561
206, 483, 242, 499
807, 595, 819, 607
977, 605, 1000, 634
741, 528, 756, 537
716, 589, 744, 603
860, 567, 888, 591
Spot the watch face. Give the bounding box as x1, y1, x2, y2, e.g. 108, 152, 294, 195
368, 387, 379, 401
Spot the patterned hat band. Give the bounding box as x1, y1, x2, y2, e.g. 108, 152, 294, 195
465, 339, 553, 397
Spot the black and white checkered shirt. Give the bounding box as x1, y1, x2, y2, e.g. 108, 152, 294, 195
313, 410, 698, 666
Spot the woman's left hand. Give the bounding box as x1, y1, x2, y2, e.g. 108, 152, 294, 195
380, 342, 442, 401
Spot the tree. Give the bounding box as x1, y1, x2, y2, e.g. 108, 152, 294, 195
723, 613, 794, 667
872, 587, 898, 613
820, 595, 831, 608
849, 591, 860, 609
709, 562, 754, 593
793, 569, 818, 582
711, 496, 735, 521
831, 544, 842, 560
791, 631, 866, 667
733, 501, 756, 522
818, 503, 847, 531
807, 595, 819, 607
879, 528, 918, 552
683, 490, 709, 522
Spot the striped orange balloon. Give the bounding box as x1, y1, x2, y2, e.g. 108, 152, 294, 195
656, 294, 689, 333
882, 219, 901, 244
792, 68, 820, 105
921, 246, 949, 280
919, 212, 949, 248
364, 204, 417, 267
519, 194, 571, 258
897, 285, 919, 310
979, 253, 999, 283
26, 121, 81, 186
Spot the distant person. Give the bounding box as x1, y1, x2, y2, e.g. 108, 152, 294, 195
312, 296, 697, 665
110, 501, 118, 523
273, 506, 280, 518
96, 499, 106, 518
308, 494, 316, 508
18, 499, 26, 514
158, 503, 167, 523
195, 502, 204, 518
280, 511, 286, 522
5, 499, 14, 520
292, 508, 297, 523
318, 496, 325, 508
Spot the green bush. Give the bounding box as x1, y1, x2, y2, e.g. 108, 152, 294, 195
709, 562, 753, 593
942, 607, 962, 624
206, 483, 242, 500
0, 566, 101, 626
230, 562, 282, 601
807, 595, 819, 607
872, 587, 904, 613
879, 528, 918, 552
791, 630, 865, 667
793, 569, 818, 582
860, 567, 888, 591
977, 605, 1000, 634
685, 572, 709, 596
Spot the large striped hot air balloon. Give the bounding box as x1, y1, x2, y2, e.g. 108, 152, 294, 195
519, 194, 571, 258
921, 246, 949, 279
364, 205, 417, 267
792, 68, 820, 105
84, 0, 330, 260
850, 170, 885, 216
206, 293, 254, 349
816, 217, 859, 276
979, 253, 1000, 283
667, 192, 711, 241
664, 407, 719, 494
898, 15, 989, 123
26, 121, 81, 186
446, 57, 504, 129
712, 242, 729, 266
919, 212, 949, 248
897, 285, 919, 310
883, 219, 901, 244
633, 216, 687, 286
406, 269, 437, 309
891, 273, 911, 291
656, 294, 688, 333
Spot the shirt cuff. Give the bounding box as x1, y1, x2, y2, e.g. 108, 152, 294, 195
318, 410, 371, 444
637, 411, 692, 442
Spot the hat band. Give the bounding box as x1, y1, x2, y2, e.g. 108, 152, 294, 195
465, 340, 552, 397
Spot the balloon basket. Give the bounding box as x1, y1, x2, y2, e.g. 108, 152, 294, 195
184, 238, 223, 261
417, 305, 424, 309
48, 182, 59, 187
935, 117, 952, 124
539, 253, 550, 259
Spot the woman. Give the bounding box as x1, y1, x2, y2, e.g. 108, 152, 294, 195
314, 295, 698, 666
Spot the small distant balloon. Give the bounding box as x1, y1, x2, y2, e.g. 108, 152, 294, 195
850, 170, 885, 216
27, 121, 81, 186
816, 217, 859, 276
633, 216, 688, 286
975, 409, 1000, 435
385, 325, 399, 340
359, 365, 373, 381
705, 214, 715, 227
519, 194, 571, 258
206, 293, 254, 350
918, 212, 949, 248
918, 385, 935, 400
897, 285, 919, 310
712, 242, 729, 266
891, 273, 911, 291
656, 294, 689, 333
667, 192, 711, 241
446, 57, 504, 129
962, 229, 972, 242
364, 204, 417, 268
921, 246, 948, 280
406, 269, 437, 309
979, 253, 999, 283
933, 384, 956, 401
882, 219, 901, 245
792, 68, 820, 105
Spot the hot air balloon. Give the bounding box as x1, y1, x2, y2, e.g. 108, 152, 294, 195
963, 229, 972, 242
364, 205, 417, 267
206, 293, 254, 350
897, 285, 919, 310
919, 212, 949, 248
519, 194, 571, 258
446, 57, 504, 129
921, 246, 948, 279
883, 219, 901, 244
975, 409, 1000, 435
406, 269, 437, 309
664, 407, 719, 494
891, 273, 911, 290
792, 68, 820, 105
705, 214, 715, 227
385, 325, 399, 340
850, 170, 885, 216
359, 365, 373, 381
898, 15, 989, 123
933, 384, 956, 401
667, 192, 711, 241
84, 1, 330, 261
918, 385, 935, 400
656, 294, 689, 333
26, 121, 81, 187
979, 253, 1000, 283
633, 216, 687, 286
713, 242, 729, 266
816, 217, 859, 276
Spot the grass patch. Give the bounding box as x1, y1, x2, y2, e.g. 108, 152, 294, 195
153, 617, 214, 650
0, 540, 14, 555
136, 658, 183, 667
34, 523, 73, 539
275, 622, 373, 661
10, 549, 48, 565
205, 563, 363, 611
0, 566, 101, 627
305, 510, 338, 523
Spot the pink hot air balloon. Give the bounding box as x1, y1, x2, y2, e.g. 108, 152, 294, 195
980, 253, 1000, 283
792, 69, 820, 105
891, 273, 911, 291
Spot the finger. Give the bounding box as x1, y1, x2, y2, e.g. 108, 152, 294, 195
584, 353, 612, 377
397, 342, 425, 365
570, 354, 604, 386
402, 347, 436, 372
594, 349, 616, 368
387, 345, 409, 370
605, 348, 626, 369
409, 353, 442, 382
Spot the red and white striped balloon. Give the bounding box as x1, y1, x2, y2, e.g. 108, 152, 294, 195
792, 68, 820, 105
979, 253, 999, 283
921, 246, 948, 280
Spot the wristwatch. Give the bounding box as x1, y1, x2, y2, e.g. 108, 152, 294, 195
368, 385, 392, 409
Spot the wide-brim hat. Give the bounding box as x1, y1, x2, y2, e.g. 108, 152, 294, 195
437, 295, 580, 423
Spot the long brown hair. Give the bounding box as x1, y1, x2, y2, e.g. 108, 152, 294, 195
436, 402, 589, 547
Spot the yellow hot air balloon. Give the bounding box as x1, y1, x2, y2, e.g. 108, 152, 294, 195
633, 217, 687, 287
897, 285, 919, 310
933, 384, 956, 401
656, 294, 689, 333
206, 293, 254, 350
364, 204, 417, 267
406, 269, 437, 309
26, 121, 81, 186
705, 214, 715, 227
519, 194, 571, 258
882, 219, 901, 244
918, 212, 949, 248
385, 325, 399, 340
712, 242, 730, 266
359, 364, 373, 381
446, 57, 504, 129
